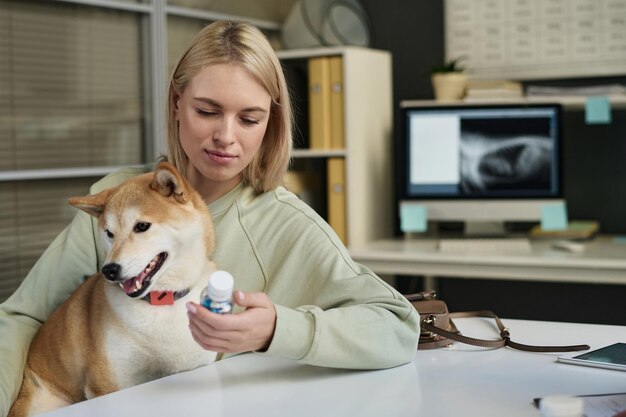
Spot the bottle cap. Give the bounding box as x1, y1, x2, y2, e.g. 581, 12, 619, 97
540, 396, 583, 417
207, 270, 234, 302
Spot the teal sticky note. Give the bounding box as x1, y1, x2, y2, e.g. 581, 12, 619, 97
400, 204, 428, 233
585, 96, 611, 124
541, 202, 568, 231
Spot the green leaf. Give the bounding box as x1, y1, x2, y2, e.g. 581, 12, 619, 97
431, 56, 466, 73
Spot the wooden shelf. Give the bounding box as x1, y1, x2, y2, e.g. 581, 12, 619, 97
291, 149, 346, 158
401, 95, 626, 109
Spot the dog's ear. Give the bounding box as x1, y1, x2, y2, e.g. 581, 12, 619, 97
151, 161, 190, 204
68, 188, 112, 218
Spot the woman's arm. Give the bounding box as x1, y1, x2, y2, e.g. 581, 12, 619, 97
198, 187, 420, 370
261, 195, 420, 369
263, 268, 420, 370
187, 265, 419, 370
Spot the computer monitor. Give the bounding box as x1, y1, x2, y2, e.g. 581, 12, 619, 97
398, 103, 563, 236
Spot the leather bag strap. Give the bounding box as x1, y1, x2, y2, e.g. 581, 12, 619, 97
423, 310, 590, 352
419, 337, 457, 349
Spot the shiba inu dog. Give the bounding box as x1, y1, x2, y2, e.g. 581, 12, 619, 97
9, 162, 218, 417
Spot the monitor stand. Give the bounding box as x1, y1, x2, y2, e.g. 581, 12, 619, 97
464, 221, 506, 237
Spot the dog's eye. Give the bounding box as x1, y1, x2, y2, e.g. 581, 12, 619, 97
134, 222, 151, 233
105, 229, 114, 239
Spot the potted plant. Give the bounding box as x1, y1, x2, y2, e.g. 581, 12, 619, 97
431, 57, 467, 102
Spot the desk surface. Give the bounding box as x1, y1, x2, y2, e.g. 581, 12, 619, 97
349, 236, 626, 284
43, 319, 626, 417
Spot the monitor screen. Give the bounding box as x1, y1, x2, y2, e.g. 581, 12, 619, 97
401, 104, 562, 200
398, 103, 564, 231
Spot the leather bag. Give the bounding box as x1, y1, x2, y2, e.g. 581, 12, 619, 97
405, 291, 590, 352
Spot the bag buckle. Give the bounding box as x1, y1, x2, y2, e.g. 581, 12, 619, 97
422, 314, 438, 338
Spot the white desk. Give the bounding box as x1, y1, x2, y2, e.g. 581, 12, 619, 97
42, 319, 626, 417
349, 236, 626, 288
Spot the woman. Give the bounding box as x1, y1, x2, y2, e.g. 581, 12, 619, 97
0, 20, 419, 415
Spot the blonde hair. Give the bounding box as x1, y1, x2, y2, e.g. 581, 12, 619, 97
167, 20, 292, 193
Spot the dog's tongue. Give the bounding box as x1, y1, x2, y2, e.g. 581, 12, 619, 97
122, 273, 146, 295
119, 254, 162, 295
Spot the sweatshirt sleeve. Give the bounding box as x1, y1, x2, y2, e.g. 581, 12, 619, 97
263, 269, 420, 369
249, 192, 421, 370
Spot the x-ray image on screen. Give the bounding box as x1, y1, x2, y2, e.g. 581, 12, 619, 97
459, 117, 554, 194
404, 105, 561, 199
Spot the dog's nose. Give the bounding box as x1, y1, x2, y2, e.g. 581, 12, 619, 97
102, 263, 122, 281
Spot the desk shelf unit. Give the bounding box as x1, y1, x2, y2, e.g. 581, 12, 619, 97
277, 46, 394, 248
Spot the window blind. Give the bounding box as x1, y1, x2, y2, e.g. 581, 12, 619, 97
0, 1, 144, 170
0, 178, 97, 301
0, 0, 144, 302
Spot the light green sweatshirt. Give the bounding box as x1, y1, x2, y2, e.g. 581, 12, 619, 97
0, 166, 420, 415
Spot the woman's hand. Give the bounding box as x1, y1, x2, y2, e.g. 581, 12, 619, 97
186, 291, 277, 353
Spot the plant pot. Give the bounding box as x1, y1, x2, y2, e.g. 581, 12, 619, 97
431, 72, 467, 102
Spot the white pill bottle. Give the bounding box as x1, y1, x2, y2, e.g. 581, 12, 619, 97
200, 270, 234, 314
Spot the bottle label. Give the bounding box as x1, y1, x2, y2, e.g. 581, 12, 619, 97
201, 298, 232, 314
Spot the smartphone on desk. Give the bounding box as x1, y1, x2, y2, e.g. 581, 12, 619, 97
557, 343, 626, 371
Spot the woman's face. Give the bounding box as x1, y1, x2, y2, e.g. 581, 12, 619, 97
174, 63, 271, 201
